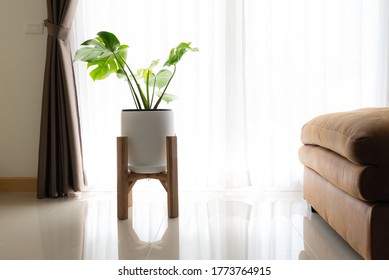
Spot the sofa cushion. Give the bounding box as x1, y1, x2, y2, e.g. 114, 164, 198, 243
299, 145, 389, 201
301, 107, 389, 166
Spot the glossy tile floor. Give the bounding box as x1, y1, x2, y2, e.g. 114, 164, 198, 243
0, 183, 362, 260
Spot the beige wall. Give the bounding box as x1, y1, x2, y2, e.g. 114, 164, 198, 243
0, 0, 46, 177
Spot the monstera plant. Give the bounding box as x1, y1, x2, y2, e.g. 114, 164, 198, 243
74, 31, 198, 110
74, 31, 198, 174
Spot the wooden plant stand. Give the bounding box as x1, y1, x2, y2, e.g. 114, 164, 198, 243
117, 136, 179, 220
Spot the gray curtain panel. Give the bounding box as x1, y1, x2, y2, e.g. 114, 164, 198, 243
37, 0, 85, 198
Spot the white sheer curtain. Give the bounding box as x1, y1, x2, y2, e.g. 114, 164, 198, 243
73, 0, 389, 191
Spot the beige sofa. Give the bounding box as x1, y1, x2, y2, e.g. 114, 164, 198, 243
299, 107, 389, 260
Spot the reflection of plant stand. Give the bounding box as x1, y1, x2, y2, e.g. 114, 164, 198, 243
117, 136, 179, 220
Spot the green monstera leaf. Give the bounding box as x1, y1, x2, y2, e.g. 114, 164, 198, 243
74, 31, 128, 81
74, 31, 198, 109
164, 42, 199, 67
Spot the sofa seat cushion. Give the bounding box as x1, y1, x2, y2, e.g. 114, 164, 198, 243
299, 145, 389, 201
301, 107, 389, 166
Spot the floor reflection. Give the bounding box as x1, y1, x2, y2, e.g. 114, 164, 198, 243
0, 190, 363, 260
117, 191, 180, 260
299, 214, 362, 260
207, 200, 252, 259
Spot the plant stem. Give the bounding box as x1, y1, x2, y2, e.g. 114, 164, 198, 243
150, 77, 157, 107
145, 71, 150, 109
117, 53, 148, 109
115, 53, 142, 109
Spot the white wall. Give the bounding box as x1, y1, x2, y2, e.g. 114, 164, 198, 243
0, 0, 46, 177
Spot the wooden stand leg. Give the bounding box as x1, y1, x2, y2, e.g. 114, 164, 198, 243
167, 136, 179, 218
117, 137, 129, 220
128, 186, 133, 207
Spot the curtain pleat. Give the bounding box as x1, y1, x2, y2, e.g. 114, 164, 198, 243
37, 0, 85, 198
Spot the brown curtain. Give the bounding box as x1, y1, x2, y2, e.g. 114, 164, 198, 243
37, 0, 85, 198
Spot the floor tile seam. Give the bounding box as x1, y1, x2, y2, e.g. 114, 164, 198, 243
145, 211, 168, 259
288, 210, 322, 260
290, 215, 319, 260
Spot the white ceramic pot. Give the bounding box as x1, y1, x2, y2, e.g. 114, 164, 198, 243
121, 109, 174, 173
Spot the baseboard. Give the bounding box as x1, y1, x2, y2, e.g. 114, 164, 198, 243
0, 177, 36, 192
